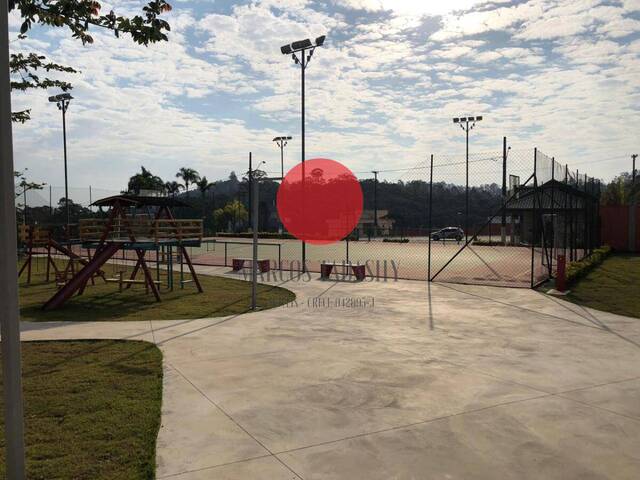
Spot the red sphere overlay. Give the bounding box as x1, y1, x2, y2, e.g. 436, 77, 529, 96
277, 158, 363, 245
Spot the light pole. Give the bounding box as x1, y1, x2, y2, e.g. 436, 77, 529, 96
49, 93, 73, 228
372, 170, 379, 237
273, 136, 292, 180
251, 160, 266, 310
280, 35, 326, 271
633, 154, 637, 186
453, 115, 482, 242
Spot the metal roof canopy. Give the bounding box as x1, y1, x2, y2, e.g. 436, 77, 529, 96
91, 194, 191, 208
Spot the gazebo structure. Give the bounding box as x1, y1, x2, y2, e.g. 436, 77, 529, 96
43, 195, 203, 310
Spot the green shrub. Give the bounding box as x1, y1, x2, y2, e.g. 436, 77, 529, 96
566, 245, 612, 285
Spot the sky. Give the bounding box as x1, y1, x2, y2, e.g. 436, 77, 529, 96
9, 0, 640, 203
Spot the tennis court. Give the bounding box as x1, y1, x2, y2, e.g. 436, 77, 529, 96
187, 237, 551, 287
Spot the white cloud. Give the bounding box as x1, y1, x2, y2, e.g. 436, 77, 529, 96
8, 0, 640, 192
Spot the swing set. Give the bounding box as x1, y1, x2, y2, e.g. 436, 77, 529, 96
18, 223, 103, 287
40, 195, 204, 310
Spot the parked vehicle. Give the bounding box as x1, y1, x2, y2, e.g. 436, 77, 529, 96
431, 227, 464, 242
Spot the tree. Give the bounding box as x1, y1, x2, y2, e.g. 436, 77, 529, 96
14, 171, 45, 224
196, 176, 213, 199
9, 0, 173, 123
214, 200, 248, 233
127, 166, 164, 194
601, 172, 638, 205
164, 180, 183, 197
176, 167, 200, 196
196, 176, 214, 216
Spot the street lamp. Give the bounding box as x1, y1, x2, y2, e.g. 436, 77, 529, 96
280, 35, 326, 271
452, 115, 483, 242
49, 93, 73, 229
372, 170, 379, 237
273, 136, 292, 180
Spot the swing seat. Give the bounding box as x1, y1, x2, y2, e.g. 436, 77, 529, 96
105, 271, 160, 293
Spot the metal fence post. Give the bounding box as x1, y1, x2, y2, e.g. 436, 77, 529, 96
501, 137, 507, 245
346, 236, 349, 264
549, 158, 555, 276
530, 148, 537, 288
583, 175, 589, 258
428, 154, 434, 281
251, 178, 259, 310
563, 165, 568, 261
573, 170, 580, 260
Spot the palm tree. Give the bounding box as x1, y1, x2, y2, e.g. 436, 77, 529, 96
196, 176, 214, 218
164, 181, 183, 197
128, 166, 164, 194
176, 168, 200, 197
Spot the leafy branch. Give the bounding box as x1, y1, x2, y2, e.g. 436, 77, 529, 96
10, 0, 172, 45
9, 0, 173, 122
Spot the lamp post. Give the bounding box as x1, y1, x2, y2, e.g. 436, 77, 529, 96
49, 93, 73, 228
453, 115, 482, 242
273, 136, 292, 180
280, 35, 326, 271
372, 170, 379, 237
633, 154, 638, 186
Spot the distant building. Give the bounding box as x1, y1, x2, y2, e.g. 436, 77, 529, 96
356, 209, 394, 236
505, 179, 598, 247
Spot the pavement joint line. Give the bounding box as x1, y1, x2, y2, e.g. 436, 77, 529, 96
156, 453, 274, 479
436, 358, 640, 423
166, 346, 315, 367
149, 318, 157, 344
435, 358, 553, 396
167, 361, 305, 480
436, 283, 624, 333
538, 293, 640, 348
272, 392, 552, 456
153, 281, 340, 346
552, 375, 640, 395
553, 393, 640, 423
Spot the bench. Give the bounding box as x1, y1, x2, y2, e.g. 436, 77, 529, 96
232, 258, 271, 273
320, 262, 366, 281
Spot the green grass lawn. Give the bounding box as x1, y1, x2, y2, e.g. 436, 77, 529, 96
18, 257, 295, 322
567, 254, 640, 318
0, 340, 162, 480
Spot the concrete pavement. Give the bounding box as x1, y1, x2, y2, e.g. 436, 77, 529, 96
21, 266, 640, 479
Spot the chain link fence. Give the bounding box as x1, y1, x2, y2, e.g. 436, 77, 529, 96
16, 141, 601, 288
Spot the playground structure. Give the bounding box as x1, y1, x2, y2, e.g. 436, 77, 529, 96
40, 195, 204, 310
18, 224, 102, 287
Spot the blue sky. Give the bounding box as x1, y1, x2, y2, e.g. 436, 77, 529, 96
9, 0, 640, 201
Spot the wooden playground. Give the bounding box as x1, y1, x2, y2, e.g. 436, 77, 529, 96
18, 195, 205, 311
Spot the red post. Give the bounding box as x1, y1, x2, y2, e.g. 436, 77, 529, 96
556, 254, 566, 292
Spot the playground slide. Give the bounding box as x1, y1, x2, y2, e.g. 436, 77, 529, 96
43, 243, 122, 311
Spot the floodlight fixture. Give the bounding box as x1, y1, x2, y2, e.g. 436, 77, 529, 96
273, 135, 293, 180
315, 35, 326, 46
292, 38, 312, 50
453, 118, 459, 123
281, 44, 292, 55
48, 93, 73, 103
476, 115, 483, 121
